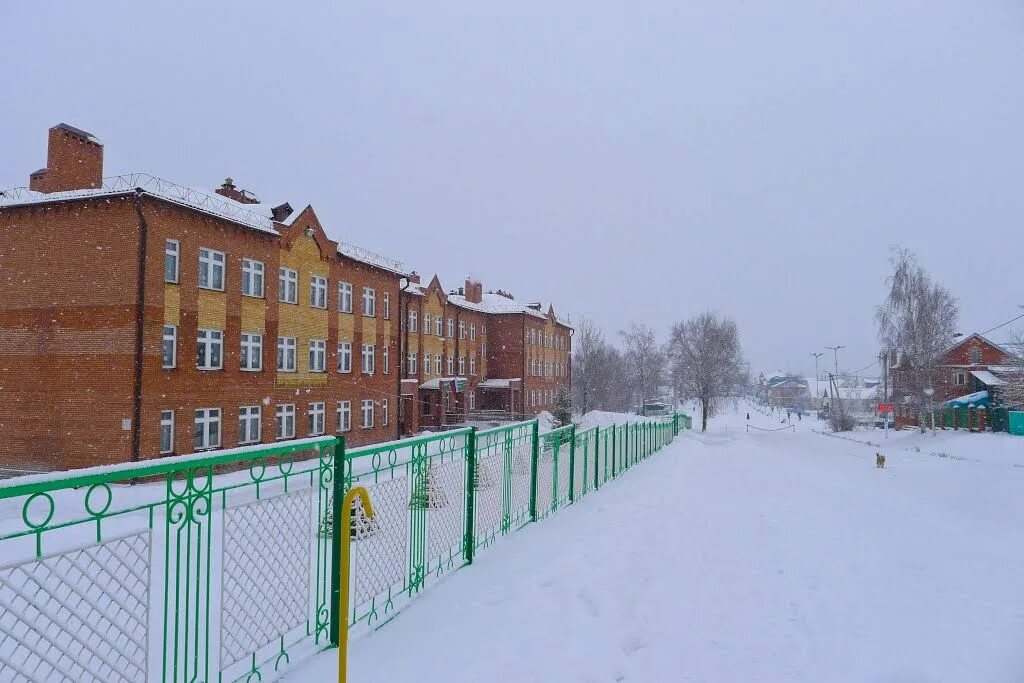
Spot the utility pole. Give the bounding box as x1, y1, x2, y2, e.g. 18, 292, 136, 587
810, 352, 823, 415
825, 345, 845, 382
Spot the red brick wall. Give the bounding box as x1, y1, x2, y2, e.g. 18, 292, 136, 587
29, 126, 104, 193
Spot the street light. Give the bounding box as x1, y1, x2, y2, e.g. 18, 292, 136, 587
810, 352, 823, 416
825, 345, 846, 380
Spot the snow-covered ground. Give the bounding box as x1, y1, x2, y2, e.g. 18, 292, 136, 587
290, 403, 1024, 682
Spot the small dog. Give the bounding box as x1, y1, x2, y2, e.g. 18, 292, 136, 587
876, 452, 886, 469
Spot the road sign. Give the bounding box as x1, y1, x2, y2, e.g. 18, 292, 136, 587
878, 403, 894, 413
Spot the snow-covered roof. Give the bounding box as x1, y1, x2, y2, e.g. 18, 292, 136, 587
970, 370, 1006, 386
477, 378, 521, 388
945, 390, 989, 407
447, 292, 551, 320
0, 173, 409, 274
420, 376, 467, 390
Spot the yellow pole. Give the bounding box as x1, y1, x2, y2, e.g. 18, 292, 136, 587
338, 486, 374, 683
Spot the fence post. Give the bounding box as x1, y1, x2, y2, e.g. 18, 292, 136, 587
464, 427, 478, 565
593, 427, 600, 490
610, 424, 617, 477
529, 419, 540, 522
330, 435, 346, 647
568, 425, 577, 504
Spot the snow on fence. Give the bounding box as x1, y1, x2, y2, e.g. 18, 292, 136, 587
0, 415, 689, 682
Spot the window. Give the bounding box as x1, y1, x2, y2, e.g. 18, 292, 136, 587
383, 292, 391, 319
275, 404, 296, 440
382, 398, 389, 426
954, 372, 967, 386
362, 344, 375, 374
238, 406, 261, 444
362, 287, 376, 316
308, 402, 325, 436
310, 275, 328, 309
481, 343, 486, 358
458, 356, 466, 375
382, 346, 390, 374
408, 352, 417, 375
447, 356, 454, 375
435, 316, 443, 337
196, 329, 223, 370
482, 324, 486, 336
433, 355, 441, 375
447, 318, 454, 338
310, 339, 327, 373
470, 323, 477, 341
409, 309, 418, 332
165, 240, 179, 283
198, 248, 225, 291
162, 325, 177, 369
279, 267, 298, 304
194, 408, 221, 450
468, 392, 476, 410
337, 401, 352, 432
337, 342, 352, 373
361, 399, 374, 428
160, 410, 174, 454
242, 259, 264, 297
470, 356, 477, 375
424, 314, 432, 333
459, 321, 466, 339
970, 347, 981, 364
423, 355, 430, 375
240, 333, 263, 371
338, 282, 353, 313
277, 337, 297, 372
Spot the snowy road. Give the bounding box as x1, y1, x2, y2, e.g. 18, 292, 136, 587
292, 406, 1024, 682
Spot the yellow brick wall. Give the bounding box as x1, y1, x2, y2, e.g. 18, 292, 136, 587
278, 235, 329, 385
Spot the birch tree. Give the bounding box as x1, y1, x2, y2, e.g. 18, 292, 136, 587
619, 322, 666, 414
668, 312, 746, 432
1002, 327, 1024, 408
571, 317, 605, 415
875, 248, 959, 432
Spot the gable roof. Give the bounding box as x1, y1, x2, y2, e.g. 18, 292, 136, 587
941, 333, 1010, 359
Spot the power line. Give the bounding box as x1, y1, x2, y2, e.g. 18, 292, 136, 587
978, 311, 1024, 337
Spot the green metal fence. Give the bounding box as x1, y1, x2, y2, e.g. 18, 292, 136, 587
0, 414, 689, 682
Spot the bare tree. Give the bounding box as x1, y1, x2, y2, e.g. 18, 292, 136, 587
571, 317, 605, 415
875, 248, 959, 432
619, 322, 666, 414
1001, 326, 1024, 408
668, 312, 746, 432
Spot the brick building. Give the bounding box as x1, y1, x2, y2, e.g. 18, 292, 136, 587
0, 123, 572, 472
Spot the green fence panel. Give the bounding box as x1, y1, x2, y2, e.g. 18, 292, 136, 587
473, 421, 536, 553
1009, 411, 1024, 436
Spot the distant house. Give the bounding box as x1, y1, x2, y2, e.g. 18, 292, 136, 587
890, 333, 1020, 426
759, 373, 811, 409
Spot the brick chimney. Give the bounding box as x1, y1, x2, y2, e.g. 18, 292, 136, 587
409, 271, 421, 285
29, 123, 104, 193
464, 278, 483, 304
215, 178, 260, 204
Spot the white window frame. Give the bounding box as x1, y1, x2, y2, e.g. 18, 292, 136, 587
361, 399, 375, 428
382, 398, 389, 426
954, 372, 967, 386
361, 344, 375, 374
242, 258, 265, 298
447, 356, 454, 375
447, 318, 454, 338
382, 346, 390, 374
970, 348, 981, 364
308, 402, 326, 436
337, 342, 352, 373
275, 404, 296, 440
409, 309, 418, 333
423, 355, 430, 375
458, 356, 466, 375
279, 267, 298, 305
337, 401, 352, 432
433, 355, 441, 375
163, 324, 177, 369
338, 282, 353, 313
424, 314, 432, 333
310, 274, 328, 309
160, 410, 174, 454
362, 287, 376, 317
165, 240, 179, 284
435, 316, 443, 337
383, 292, 391, 319
196, 329, 223, 370
240, 332, 263, 371
198, 247, 225, 291
459, 321, 466, 339
238, 406, 261, 445
194, 408, 221, 450
408, 352, 417, 375
277, 336, 297, 372
309, 339, 327, 373
470, 356, 477, 375
468, 392, 476, 410
470, 323, 477, 341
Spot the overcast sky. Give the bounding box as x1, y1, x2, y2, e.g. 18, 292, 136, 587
3, 1, 1023, 377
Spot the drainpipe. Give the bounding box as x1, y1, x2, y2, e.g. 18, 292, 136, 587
398, 277, 413, 439
130, 189, 149, 462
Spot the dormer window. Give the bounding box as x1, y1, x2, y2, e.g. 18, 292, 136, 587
969, 347, 980, 364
